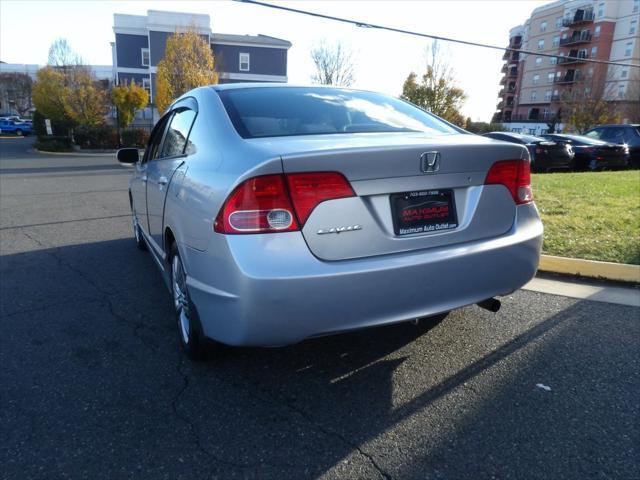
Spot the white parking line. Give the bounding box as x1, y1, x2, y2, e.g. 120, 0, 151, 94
523, 277, 640, 307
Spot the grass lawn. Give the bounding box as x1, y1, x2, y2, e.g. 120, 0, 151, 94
532, 170, 640, 265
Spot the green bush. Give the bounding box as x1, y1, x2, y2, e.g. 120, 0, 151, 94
32, 110, 47, 137
121, 128, 150, 147
35, 135, 73, 152
73, 125, 119, 149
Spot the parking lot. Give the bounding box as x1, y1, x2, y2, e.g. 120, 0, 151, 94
1, 136, 638, 480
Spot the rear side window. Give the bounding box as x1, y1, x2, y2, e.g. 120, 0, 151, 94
161, 108, 196, 158
145, 113, 172, 162
584, 128, 604, 140
217, 87, 460, 139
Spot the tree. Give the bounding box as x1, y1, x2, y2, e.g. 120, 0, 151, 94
0, 73, 33, 116
112, 80, 149, 128
32, 66, 69, 123
62, 67, 109, 127
155, 28, 218, 113
558, 66, 621, 133
310, 40, 355, 86
401, 41, 467, 127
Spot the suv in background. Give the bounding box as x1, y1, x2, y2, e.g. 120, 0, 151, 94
0, 118, 32, 136
584, 124, 640, 167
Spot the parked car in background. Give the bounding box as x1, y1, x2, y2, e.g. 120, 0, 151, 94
0, 119, 32, 136
482, 131, 574, 172
541, 133, 629, 170
117, 84, 543, 359
584, 124, 640, 168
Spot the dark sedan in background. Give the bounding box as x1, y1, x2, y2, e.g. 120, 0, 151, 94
482, 132, 574, 172
541, 134, 629, 171
584, 124, 640, 168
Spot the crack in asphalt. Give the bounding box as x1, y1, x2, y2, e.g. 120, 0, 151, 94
220, 373, 392, 479
0, 214, 132, 231
18, 229, 158, 352
170, 354, 292, 472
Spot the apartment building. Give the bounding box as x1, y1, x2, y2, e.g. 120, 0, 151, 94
494, 0, 639, 134
112, 10, 291, 123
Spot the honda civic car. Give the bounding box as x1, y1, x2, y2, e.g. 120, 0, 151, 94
482, 132, 574, 172
118, 84, 543, 359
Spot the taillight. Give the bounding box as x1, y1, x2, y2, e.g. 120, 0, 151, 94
286, 172, 355, 224
214, 172, 355, 234
484, 159, 533, 205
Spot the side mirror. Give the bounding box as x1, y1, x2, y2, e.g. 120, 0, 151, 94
117, 148, 139, 164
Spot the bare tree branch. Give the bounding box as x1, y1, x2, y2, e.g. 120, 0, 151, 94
310, 40, 355, 87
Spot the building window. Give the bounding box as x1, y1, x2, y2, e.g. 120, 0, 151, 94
634, 0, 639, 13
594, 26, 601, 37
556, 16, 563, 28
622, 69, 628, 78
585, 87, 591, 95
618, 84, 625, 99
533, 74, 540, 85
630, 20, 637, 35
588, 67, 594, 77
550, 56, 558, 65
528, 128, 536, 135
553, 89, 559, 97
552, 36, 560, 47
537, 39, 544, 50
548, 73, 555, 83
545, 90, 552, 101
142, 77, 150, 94
598, 2, 604, 17
591, 46, 598, 57
531, 91, 537, 101
535, 57, 542, 66
239, 52, 250, 71
540, 21, 547, 32
624, 42, 633, 56
141, 48, 150, 67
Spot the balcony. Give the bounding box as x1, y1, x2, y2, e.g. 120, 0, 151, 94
554, 72, 582, 84
562, 10, 595, 27
551, 94, 561, 101
559, 32, 592, 46
497, 101, 504, 110
502, 49, 510, 60
500, 76, 507, 85
510, 36, 522, 48
507, 84, 517, 93
507, 68, 518, 78
501, 63, 508, 73
558, 52, 589, 65
508, 112, 558, 122
505, 97, 515, 108
510, 51, 520, 62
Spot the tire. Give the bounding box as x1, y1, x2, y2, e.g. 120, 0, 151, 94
170, 243, 208, 360
132, 214, 147, 251
15, 129, 23, 136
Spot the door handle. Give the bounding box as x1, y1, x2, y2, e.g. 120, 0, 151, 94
158, 176, 168, 186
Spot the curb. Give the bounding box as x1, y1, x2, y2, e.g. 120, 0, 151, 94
538, 255, 640, 284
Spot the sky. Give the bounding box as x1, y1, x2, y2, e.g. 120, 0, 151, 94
0, 0, 550, 121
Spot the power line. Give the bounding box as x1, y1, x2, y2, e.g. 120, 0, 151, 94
237, 0, 640, 69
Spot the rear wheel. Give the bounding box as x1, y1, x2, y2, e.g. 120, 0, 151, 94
15, 129, 23, 136
170, 244, 208, 360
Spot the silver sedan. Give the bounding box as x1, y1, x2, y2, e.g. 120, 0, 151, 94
117, 84, 543, 359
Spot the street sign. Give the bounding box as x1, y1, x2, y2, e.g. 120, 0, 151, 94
45, 119, 52, 135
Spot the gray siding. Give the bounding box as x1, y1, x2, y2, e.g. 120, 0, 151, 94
115, 33, 148, 69
212, 44, 287, 76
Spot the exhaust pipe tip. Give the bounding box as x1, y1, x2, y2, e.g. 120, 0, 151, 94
477, 298, 501, 313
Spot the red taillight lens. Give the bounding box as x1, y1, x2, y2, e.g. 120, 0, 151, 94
286, 172, 355, 224
484, 159, 533, 205
214, 174, 299, 234
214, 172, 355, 234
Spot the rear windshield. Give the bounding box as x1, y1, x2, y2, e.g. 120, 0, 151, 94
217, 87, 460, 139
560, 135, 608, 145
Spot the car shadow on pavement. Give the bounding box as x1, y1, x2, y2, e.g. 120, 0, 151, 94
1, 238, 638, 479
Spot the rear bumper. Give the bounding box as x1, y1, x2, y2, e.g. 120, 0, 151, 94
185, 203, 543, 346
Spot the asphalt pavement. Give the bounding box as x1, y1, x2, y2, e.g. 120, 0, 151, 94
1, 136, 638, 480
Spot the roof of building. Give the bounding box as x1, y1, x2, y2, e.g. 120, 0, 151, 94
210, 33, 292, 48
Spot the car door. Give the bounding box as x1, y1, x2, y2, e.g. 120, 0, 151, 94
145, 101, 197, 253
130, 113, 172, 237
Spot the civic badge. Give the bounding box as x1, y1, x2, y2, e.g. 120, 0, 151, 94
420, 151, 440, 174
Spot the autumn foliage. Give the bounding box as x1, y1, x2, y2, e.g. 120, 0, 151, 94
112, 80, 149, 128
155, 29, 218, 113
